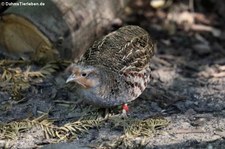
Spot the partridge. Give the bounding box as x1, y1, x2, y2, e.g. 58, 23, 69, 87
66, 25, 155, 109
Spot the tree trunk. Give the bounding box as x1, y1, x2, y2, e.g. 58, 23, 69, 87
0, 0, 129, 62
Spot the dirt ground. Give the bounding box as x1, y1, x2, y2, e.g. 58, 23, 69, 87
1, 0, 225, 148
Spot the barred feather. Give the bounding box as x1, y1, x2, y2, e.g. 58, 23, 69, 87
79, 25, 155, 73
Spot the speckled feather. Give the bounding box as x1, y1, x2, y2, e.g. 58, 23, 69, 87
67, 25, 155, 107
79, 25, 154, 73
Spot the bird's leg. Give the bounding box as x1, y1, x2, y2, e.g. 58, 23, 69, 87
103, 108, 111, 119
121, 103, 129, 117
102, 106, 127, 119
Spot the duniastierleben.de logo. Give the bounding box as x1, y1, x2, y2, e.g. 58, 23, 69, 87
1, 2, 45, 6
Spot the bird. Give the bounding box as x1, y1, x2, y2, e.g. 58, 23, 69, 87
66, 25, 155, 113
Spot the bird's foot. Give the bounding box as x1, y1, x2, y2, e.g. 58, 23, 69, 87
103, 108, 113, 119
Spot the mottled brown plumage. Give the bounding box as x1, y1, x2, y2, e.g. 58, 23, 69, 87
66, 25, 155, 107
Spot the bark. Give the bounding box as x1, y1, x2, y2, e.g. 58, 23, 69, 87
0, 0, 129, 61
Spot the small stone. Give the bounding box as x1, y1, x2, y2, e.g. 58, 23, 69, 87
207, 144, 213, 149
185, 108, 196, 116
150, 0, 166, 9
193, 43, 211, 56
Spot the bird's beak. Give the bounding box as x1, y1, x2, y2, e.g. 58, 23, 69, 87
66, 74, 87, 88
66, 75, 76, 83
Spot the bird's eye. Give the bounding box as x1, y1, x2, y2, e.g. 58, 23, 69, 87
81, 73, 87, 77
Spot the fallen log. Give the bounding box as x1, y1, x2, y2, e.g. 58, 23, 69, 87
0, 0, 129, 63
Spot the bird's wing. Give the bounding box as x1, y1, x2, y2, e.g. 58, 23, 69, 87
79, 26, 155, 73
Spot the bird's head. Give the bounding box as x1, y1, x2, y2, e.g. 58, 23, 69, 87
65, 64, 100, 89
